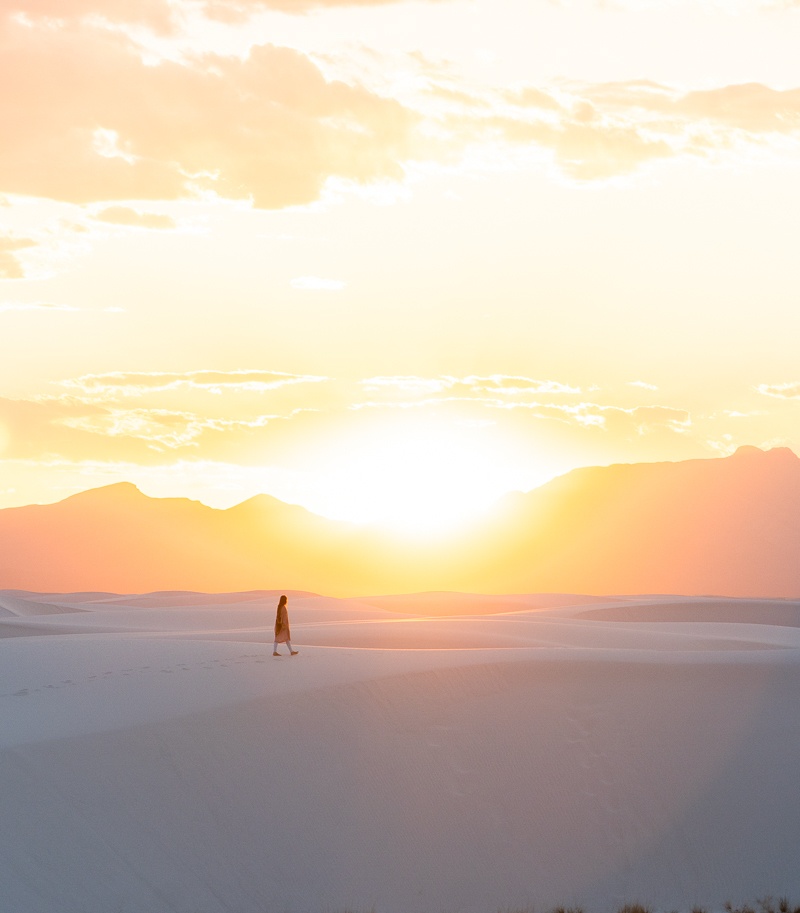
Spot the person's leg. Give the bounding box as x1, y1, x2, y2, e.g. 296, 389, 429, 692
273, 641, 280, 656
287, 641, 298, 655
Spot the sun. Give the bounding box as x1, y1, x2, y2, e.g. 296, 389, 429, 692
306, 418, 520, 537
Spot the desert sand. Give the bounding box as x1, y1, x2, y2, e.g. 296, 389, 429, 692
2, 589, 800, 913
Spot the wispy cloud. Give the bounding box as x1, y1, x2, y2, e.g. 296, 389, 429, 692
0, 235, 38, 279
6, 369, 691, 471
494, 400, 691, 434
348, 393, 694, 441
756, 382, 800, 399
0, 301, 79, 313
0, 371, 334, 463
59, 408, 212, 450
9, 0, 176, 31
8, 0, 451, 32
432, 77, 800, 181
358, 374, 582, 403
58, 408, 292, 451
55, 370, 328, 401
92, 206, 176, 230
463, 375, 581, 395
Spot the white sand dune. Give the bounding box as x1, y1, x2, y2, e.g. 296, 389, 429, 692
2, 590, 800, 913
0, 592, 88, 618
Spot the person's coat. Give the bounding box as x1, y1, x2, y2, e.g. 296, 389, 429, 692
274, 603, 291, 643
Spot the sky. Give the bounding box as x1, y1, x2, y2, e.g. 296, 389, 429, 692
1, 0, 800, 534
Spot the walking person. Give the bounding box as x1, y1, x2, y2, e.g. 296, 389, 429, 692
273, 594, 298, 656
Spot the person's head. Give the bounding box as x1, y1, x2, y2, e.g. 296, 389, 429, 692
278, 594, 287, 608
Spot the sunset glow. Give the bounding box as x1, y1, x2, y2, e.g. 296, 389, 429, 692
2, 0, 800, 531
295, 417, 527, 534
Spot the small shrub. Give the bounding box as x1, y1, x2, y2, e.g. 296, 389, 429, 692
726, 903, 757, 913
618, 904, 652, 913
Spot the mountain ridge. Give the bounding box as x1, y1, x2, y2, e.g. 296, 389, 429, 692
1, 446, 799, 597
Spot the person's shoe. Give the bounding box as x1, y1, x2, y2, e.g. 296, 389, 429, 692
273, 652, 280, 657
290, 651, 299, 656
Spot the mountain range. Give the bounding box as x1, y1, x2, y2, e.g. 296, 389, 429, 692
1, 445, 799, 597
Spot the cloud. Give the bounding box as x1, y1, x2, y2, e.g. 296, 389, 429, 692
440, 77, 800, 181
501, 402, 691, 435
1, 370, 332, 462
501, 86, 563, 112
7, 0, 176, 30
472, 112, 674, 180
583, 81, 800, 134
348, 390, 694, 441
549, 121, 673, 180
0, 395, 133, 462
0, 20, 418, 208
199, 0, 452, 20
291, 276, 346, 291
58, 407, 289, 451
684, 83, 800, 133
0, 235, 37, 279
0, 301, 79, 312
6, 3, 799, 209
756, 382, 800, 400
54, 370, 328, 401
25, 370, 332, 458
424, 84, 494, 111
93, 206, 176, 229
358, 374, 581, 401
0, 376, 324, 464
0, 395, 238, 459
0, 373, 710, 507
8, 0, 451, 31
59, 408, 212, 450
626, 405, 691, 434
461, 375, 581, 395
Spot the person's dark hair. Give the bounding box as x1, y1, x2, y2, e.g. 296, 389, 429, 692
278, 594, 287, 608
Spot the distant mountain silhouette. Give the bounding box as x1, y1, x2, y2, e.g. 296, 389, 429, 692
459, 445, 800, 597
0, 482, 374, 594
1, 447, 799, 596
